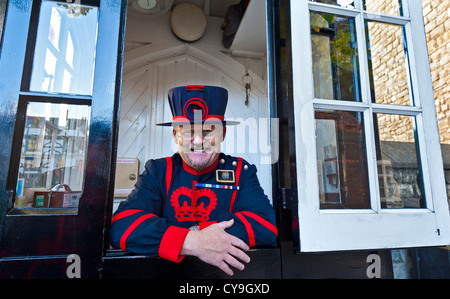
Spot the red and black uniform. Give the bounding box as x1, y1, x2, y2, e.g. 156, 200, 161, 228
109, 153, 277, 263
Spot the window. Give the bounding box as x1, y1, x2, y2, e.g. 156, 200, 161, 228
29, 1, 98, 95
9, 0, 99, 214
14, 102, 90, 210
311, 12, 361, 102
290, 0, 450, 251
315, 110, 370, 209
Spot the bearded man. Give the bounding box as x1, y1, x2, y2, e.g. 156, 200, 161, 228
110, 85, 277, 276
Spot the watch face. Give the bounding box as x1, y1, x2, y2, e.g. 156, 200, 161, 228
189, 225, 200, 231
137, 0, 157, 10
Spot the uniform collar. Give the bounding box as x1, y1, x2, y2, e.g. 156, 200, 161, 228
182, 155, 220, 176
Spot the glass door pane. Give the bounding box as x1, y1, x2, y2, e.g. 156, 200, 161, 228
373, 113, 425, 209
15, 102, 90, 211
29, 0, 98, 95
366, 21, 411, 105
363, 0, 403, 16
315, 110, 370, 209
311, 12, 361, 102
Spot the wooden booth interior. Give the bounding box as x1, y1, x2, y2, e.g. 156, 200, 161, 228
111, 0, 273, 211
103, 0, 284, 278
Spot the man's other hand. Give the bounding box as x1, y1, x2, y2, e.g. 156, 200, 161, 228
180, 219, 250, 276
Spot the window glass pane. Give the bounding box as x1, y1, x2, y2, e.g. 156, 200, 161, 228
14, 102, 90, 211
315, 110, 370, 209
374, 113, 425, 209
363, 0, 402, 16
309, 0, 355, 9
311, 12, 361, 102
366, 21, 411, 105
30, 1, 98, 95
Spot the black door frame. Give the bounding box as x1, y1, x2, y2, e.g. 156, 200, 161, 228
0, 0, 126, 278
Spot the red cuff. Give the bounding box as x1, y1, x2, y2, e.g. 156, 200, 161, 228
199, 221, 217, 230
158, 226, 190, 263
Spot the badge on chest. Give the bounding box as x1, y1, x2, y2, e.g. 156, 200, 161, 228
216, 170, 235, 184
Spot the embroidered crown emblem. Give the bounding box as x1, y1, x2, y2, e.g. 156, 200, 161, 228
170, 186, 218, 222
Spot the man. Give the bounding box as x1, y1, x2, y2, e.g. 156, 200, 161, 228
110, 85, 277, 276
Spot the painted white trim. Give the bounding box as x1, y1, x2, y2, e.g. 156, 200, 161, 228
407, 0, 449, 244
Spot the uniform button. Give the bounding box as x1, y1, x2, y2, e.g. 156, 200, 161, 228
220, 159, 225, 164
232, 161, 237, 167
244, 165, 248, 170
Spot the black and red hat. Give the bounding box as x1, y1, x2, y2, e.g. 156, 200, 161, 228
156, 85, 240, 126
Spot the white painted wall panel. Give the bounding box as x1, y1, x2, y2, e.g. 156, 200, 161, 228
117, 49, 273, 200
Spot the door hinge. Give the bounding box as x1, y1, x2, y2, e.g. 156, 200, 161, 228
6, 190, 14, 210
281, 188, 287, 209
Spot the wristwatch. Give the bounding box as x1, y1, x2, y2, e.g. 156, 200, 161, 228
189, 225, 200, 231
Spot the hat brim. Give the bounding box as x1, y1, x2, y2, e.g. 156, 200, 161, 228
156, 120, 240, 127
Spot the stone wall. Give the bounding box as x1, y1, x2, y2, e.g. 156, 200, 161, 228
422, 0, 450, 204
365, 0, 449, 146
422, 0, 450, 145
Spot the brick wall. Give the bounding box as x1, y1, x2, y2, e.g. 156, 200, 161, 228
422, 0, 450, 144
422, 0, 450, 203
364, 0, 449, 145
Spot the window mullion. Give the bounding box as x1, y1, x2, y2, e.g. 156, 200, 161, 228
371, 103, 421, 115
353, 0, 363, 10
313, 99, 368, 111
363, 13, 409, 26
355, 11, 371, 105
400, 0, 411, 18
402, 21, 420, 108
364, 106, 381, 212
356, 8, 381, 212
412, 112, 435, 211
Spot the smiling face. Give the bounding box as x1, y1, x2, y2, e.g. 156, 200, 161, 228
173, 123, 226, 171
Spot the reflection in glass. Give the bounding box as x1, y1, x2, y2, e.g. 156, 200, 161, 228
366, 21, 411, 105
309, 0, 355, 9
30, 1, 98, 95
363, 0, 402, 16
374, 114, 425, 209
315, 110, 370, 209
14, 103, 90, 210
310, 12, 361, 102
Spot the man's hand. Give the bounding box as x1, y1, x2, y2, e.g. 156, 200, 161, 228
180, 219, 250, 276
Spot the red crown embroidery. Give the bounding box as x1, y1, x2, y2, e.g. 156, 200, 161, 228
170, 186, 217, 222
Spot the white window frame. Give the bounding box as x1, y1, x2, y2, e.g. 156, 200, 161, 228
290, 0, 450, 252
